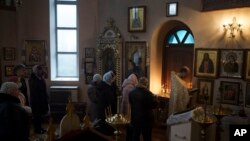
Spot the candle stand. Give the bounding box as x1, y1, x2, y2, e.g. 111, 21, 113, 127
211, 105, 232, 141
105, 96, 130, 141
192, 107, 217, 141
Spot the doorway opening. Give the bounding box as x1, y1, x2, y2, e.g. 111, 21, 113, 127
162, 27, 195, 91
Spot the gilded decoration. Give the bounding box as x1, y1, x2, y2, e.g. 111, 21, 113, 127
96, 18, 123, 88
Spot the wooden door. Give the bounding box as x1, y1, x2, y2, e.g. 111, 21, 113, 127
163, 46, 194, 87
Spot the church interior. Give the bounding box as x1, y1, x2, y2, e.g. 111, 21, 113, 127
1, 0, 250, 141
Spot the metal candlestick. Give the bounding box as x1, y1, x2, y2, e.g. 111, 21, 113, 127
105, 96, 130, 141
193, 94, 217, 141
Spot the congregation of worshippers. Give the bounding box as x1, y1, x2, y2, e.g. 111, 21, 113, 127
0, 62, 197, 141
1, 1, 250, 141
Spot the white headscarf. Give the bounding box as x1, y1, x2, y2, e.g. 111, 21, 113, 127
103, 71, 115, 85
127, 73, 138, 85
32, 65, 39, 74
93, 74, 102, 82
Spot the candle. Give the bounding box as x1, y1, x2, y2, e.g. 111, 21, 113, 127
117, 96, 120, 114
166, 88, 170, 93
188, 82, 192, 89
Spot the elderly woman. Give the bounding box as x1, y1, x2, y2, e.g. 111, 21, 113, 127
0, 82, 30, 141
98, 70, 117, 121
120, 73, 138, 117
87, 73, 102, 122
29, 65, 49, 134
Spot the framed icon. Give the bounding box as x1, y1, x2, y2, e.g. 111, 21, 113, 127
5, 65, 14, 76
194, 49, 219, 78
128, 6, 146, 32
3, 47, 15, 61
85, 48, 95, 58
219, 49, 244, 79
166, 2, 178, 17
124, 41, 147, 78
220, 81, 240, 105
197, 79, 214, 105
244, 50, 250, 80
84, 62, 94, 84
24, 40, 46, 66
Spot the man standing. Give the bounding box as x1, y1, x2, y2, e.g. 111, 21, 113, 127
129, 77, 158, 141
9, 64, 30, 106
29, 65, 49, 134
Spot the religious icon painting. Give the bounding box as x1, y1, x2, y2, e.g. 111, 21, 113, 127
197, 79, 214, 105
24, 40, 46, 66
219, 49, 244, 79
166, 2, 178, 17
194, 49, 219, 78
128, 6, 146, 32
244, 50, 250, 81
3, 47, 15, 61
220, 81, 240, 105
124, 41, 147, 78
5, 65, 14, 76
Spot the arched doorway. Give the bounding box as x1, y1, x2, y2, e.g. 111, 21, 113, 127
162, 27, 195, 90
149, 20, 195, 96
149, 20, 195, 125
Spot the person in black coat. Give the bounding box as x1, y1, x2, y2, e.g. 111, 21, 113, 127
29, 65, 49, 134
87, 73, 102, 122
8, 64, 30, 106
0, 82, 30, 141
97, 70, 117, 121
129, 77, 158, 141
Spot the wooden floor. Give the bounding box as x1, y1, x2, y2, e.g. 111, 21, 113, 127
151, 125, 168, 141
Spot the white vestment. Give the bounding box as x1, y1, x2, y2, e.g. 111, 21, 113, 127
168, 71, 190, 116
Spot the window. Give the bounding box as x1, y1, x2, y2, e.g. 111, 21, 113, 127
50, 0, 78, 81
167, 29, 194, 45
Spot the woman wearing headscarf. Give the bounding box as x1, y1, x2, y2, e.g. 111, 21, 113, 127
90, 71, 116, 136
87, 73, 102, 122
0, 82, 30, 141
98, 70, 117, 121
29, 65, 49, 134
120, 73, 138, 117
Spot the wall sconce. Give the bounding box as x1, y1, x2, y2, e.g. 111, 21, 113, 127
223, 17, 242, 38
